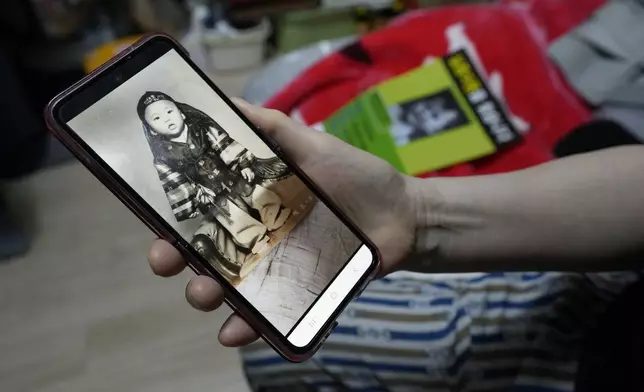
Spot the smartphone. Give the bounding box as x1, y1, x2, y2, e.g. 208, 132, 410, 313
45, 34, 379, 362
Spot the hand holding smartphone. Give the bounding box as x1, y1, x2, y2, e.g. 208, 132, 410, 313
45, 34, 391, 361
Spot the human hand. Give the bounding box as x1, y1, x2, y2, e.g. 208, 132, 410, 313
195, 185, 213, 206
148, 99, 419, 347
241, 167, 255, 182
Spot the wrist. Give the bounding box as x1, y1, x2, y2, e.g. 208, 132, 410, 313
405, 176, 447, 263
404, 176, 484, 272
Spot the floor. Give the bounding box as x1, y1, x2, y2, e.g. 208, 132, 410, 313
0, 69, 257, 392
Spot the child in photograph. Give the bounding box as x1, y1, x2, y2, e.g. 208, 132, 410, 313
137, 91, 292, 281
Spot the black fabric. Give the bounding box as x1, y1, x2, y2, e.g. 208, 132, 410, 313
339, 42, 373, 65
574, 278, 644, 392
553, 119, 641, 158
0, 49, 47, 179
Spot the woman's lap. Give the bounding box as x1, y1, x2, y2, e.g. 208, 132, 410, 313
241, 272, 640, 392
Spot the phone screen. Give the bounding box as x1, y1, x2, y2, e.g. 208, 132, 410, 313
61, 47, 374, 348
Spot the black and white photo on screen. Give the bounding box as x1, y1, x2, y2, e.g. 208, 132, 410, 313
66, 50, 362, 334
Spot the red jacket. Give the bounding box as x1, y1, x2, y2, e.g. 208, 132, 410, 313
265, 0, 604, 177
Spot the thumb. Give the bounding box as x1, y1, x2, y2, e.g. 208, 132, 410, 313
231, 98, 320, 163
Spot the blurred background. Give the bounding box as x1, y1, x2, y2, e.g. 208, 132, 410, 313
2, 0, 641, 391
0, 1, 488, 391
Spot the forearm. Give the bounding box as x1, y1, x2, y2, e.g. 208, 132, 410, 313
409, 146, 644, 272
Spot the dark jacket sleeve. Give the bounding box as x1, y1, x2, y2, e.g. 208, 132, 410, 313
154, 162, 200, 222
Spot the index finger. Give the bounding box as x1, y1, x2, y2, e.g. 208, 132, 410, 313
148, 239, 187, 277
231, 98, 320, 164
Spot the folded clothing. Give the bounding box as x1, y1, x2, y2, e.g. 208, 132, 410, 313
546, 0, 644, 145
265, 3, 595, 178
